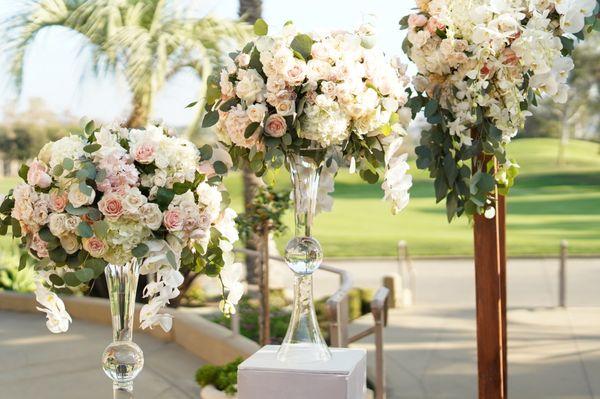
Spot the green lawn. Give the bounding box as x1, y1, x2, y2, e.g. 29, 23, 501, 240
224, 138, 600, 257
1, 138, 598, 257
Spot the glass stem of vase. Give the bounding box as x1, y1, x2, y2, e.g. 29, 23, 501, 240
106, 261, 139, 343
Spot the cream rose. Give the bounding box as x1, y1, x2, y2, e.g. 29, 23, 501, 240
60, 234, 80, 255
64, 216, 80, 232
264, 115, 287, 137
68, 184, 95, 208
48, 213, 69, 237
284, 59, 307, 85
124, 190, 147, 214
83, 236, 107, 258
163, 209, 183, 231
140, 203, 163, 230
246, 103, 267, 123
98, 193, 125, 220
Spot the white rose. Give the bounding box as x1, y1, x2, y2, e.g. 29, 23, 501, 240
236, 53, 251, 67
64, 216, 80, 232
306, 59, 332, 82
284, 59, 307, 85
246, 103, 268, 123
220, 70, 235, 98
235, 69, 266, 104
266, 77, 286, 94
48, 213, 68, 237
276, 100, 295, 116
140, 203, 163, 230
32, 205, 49, 226
124, 189, 147, 214
153, 169, 167, 187
68, 184, 95, 208
60, 234, 80, 254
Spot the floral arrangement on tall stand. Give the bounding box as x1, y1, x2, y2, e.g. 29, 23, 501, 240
402, 0, 600, 221
0, 122, 241, 394
201, 19, 414, 363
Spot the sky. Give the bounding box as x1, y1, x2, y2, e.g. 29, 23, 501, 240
0, 0, 414, 127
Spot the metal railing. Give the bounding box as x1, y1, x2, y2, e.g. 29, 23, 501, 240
397, 240, 415, 306
559, 240, 568, 308
234, 248, 389, 399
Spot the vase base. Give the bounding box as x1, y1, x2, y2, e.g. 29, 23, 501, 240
277, 342, 332, 364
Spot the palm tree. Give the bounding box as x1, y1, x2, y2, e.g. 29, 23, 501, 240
2, 0, 251, 134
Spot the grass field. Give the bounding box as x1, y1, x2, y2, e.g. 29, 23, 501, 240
224, 137, 600, 257
0, 138, 598, 257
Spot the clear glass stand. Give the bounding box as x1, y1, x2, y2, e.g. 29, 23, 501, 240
277, 152, 331, 363
101, 260, 144, 397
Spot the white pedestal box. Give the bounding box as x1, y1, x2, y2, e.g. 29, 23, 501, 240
237, 345, 367, 399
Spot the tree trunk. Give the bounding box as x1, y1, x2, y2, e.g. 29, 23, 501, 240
126, 95, 150, 128
239, 0, 262, 23
238, 0, 264, 284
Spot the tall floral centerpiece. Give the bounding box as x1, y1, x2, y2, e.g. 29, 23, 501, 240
201, 20, 413, 363
402, 0, 600, 220
0, 123, 242, 394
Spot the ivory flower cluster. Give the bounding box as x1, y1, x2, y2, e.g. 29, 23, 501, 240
0, 123, 241, 333
403, 0, 599, 220
203, 21, 413, 214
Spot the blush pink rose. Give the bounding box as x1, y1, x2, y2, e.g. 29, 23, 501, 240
31, 232, 49, 258
264, 115, 287, 138
27, 161, 52, 189
408, 14, 428, 28
83, 236, 107, 258
163, 209, 183, 231
49, 191, 68, 213
426, 17, 445, 34
134, 143, 156, 164
98, 194, 124, 219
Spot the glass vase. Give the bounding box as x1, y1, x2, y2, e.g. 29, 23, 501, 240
101, 259, 144, 398
277, 151, 332, 363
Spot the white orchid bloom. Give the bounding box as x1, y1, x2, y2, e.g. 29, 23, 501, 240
34, 282, 72, 333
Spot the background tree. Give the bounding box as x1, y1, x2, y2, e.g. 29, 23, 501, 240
2, 0, 250, 136
238, 0, 265, 284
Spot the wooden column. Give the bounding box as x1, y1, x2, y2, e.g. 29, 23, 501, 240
473, 155, 506, 399
498, 195, 507, 398
258, 229, 271, 346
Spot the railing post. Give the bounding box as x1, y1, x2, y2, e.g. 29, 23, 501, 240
371, 290, 388, 399
397, 240, 415, 306
231, 312, 240, 336
559, 240, 568, 308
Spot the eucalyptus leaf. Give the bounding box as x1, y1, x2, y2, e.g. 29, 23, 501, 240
254, 18, 268, 36
132, 243, 149, 258
76, 222, 93, 238
75, 268, 94, 283
202, 110, 219, 128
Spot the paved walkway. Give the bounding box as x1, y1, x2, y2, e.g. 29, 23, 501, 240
335, 258, 600, 399
0, 310, 202, 399
351, 306, 600, 399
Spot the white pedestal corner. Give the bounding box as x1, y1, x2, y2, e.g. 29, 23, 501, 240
237, 345, 367, 399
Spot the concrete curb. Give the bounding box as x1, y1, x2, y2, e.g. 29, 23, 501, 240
0, 291, 259, 365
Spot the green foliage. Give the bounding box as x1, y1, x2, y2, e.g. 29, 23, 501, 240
236, 186, 291, 242
0, 247, 36, 293
195, 358, 243, 396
